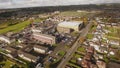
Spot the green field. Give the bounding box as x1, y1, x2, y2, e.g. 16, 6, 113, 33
67, 62, 81, 68
58, 51, 66, 56
0, 60, 14, 68
0, 23, 9, 29
0, 18, 44, 34
77, 47, 86, 52
59, 11, 94, 17
105, 27, 120, 41
87, 33, 94, 39
0, 20, 31, 34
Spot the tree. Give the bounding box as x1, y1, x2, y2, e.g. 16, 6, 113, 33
11, 64, 19, 68
79, 37, 86, 43
117, 29, 120, 46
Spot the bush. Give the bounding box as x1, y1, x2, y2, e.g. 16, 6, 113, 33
58, 51, 65, 56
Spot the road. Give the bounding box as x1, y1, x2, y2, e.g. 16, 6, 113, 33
57, 21, 93, 68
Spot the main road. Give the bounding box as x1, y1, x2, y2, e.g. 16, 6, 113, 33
57, 21, 93, 68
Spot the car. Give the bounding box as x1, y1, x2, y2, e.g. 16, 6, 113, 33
35, 63, 43, 68
48, 51, 53, 54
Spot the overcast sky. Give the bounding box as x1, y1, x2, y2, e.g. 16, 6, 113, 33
0, 0, 120, 9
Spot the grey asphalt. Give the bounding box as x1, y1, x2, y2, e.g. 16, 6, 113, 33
57, 21, 93, 68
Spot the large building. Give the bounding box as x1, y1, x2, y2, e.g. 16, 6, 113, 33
18, 50, 39, 63
57, 21, 83, 33
0, 36, 11, 44
32, 33, 56, 45
5, 46, 17, 57
5, 46, 17, 53
34, 45, 48, 54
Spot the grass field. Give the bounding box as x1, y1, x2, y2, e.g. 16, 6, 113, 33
105, 27, 120, 40
77, 47, 86, 52
59, 11, 94, 17
67, 62, 81, 68
0, 18, 44, 34
87, 33, 94, 39
0, 60, 14, 68
0, 20, 31, 34
0, 23, 9, 29
58, 51, 66, 56
0, 11, 95, 34
0, 19, 20, 29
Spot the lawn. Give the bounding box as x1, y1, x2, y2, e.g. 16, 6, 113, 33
34, 18, 46, 23
58, 51, 66, 56
67, 62, 81, 68
87, 33, 94, 39
0, 18, 45, 34
0, 60, 14, 68
106, 28, 120, 38
59, 11, 92, 17
70, 59, 76, 63
0, 23, 9, 29
0, 20, 20, 29
106, 36, 120, 41
103, 57, 109, 63
77, 47, 86, 52
75, 54, 82, 58
0, 20, 31, 34
71, 32, 79, 37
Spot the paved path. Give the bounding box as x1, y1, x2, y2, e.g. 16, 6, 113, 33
57, 21, 93, 68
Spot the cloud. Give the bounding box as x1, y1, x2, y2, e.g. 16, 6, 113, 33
0, 0, 120, 9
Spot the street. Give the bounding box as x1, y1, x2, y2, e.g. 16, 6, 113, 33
57, 21, 93, 68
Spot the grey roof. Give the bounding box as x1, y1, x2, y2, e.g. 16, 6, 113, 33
18, 50, 38, 60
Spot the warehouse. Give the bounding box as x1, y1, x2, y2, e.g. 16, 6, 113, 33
0, 36, 11, 44
57, 21, 83, 33
34, 45, 48, 54
32, 33, 56, 45
18, 50, 39, 63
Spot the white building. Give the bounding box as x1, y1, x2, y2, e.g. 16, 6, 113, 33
34, 45, 48, 54
31, 28, 41, 33
0, 36, 11, 44
32, 33, 56, 45
57, 21, 83, 33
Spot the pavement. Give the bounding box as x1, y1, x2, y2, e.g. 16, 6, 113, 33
57, 21, 93, 68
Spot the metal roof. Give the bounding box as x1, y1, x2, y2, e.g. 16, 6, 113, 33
58, 21, 83, 28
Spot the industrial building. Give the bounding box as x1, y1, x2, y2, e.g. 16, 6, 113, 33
5, 46, 17, 53
18, 50, 39, 63
5, 46, 18, 57
32, 33, 56, 45
31, 28, 42, 33
0, 36, 11, 44
57, 21, 83, 33
34, 45, 48, 54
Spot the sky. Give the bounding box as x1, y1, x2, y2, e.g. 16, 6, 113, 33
0, 0, 120, 9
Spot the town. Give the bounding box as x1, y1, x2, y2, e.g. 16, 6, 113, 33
0, 4, 120, 68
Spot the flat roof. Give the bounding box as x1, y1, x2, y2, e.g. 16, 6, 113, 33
58, 21, 83, 28
32, 33, 55, 40
18, 50, 37, 60
5, 46, 16, 52
34, 45, 48, 50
